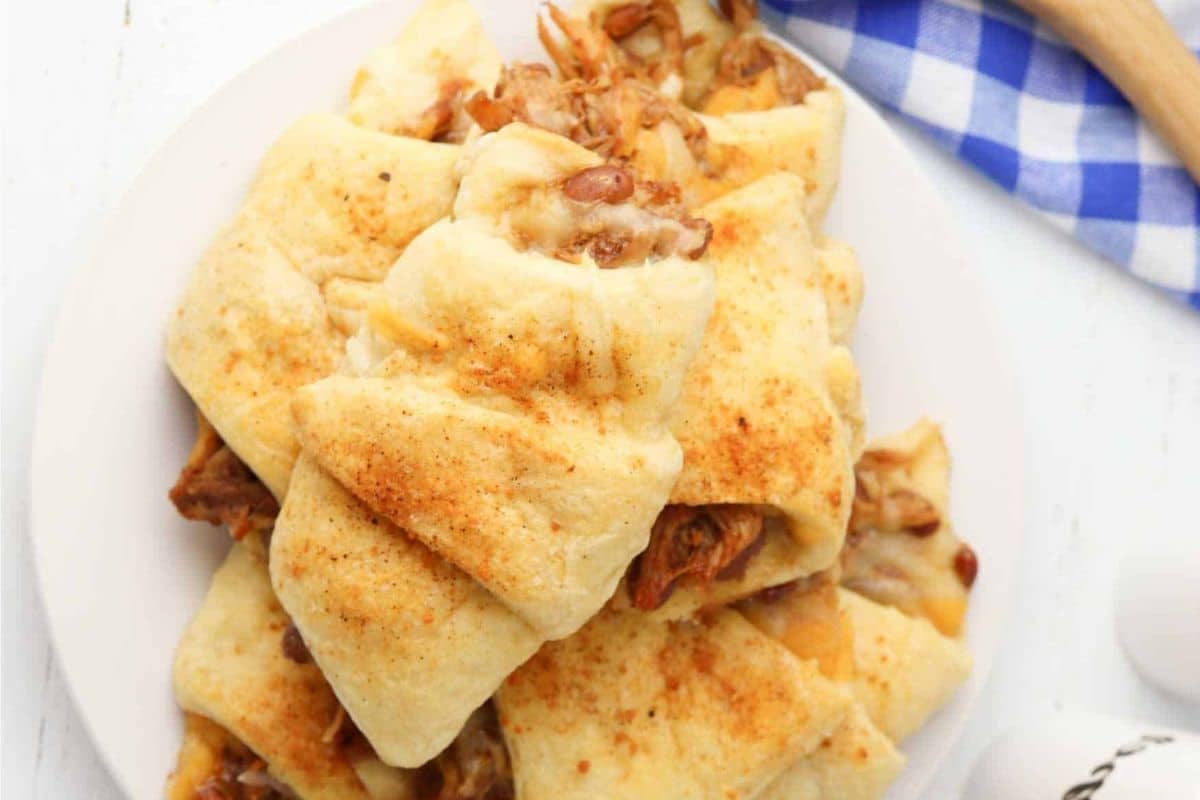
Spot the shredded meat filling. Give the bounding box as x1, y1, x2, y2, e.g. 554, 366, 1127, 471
719, 0, 759, 29
466, 10, 722, 264
603, 3, 650, 40
413, 703, 513, 800
467, 62, 707, 162
628, 504, 766, 610
848, 450, 941, 538
598, 0, 685, 85
555, 165, 712, 266
194, 746, 294, 800
169, 415, 279, 540
700, 0, 825, 112
538, 4, 630, 82
840, 438, 978, 636
280, 623, 311, 665
714, 34, 823, 104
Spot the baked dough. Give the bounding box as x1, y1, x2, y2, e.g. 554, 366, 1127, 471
172, 536, 378, 799
346, 0, 502, 139
613, 173, 863, 618
270, 456, 542, 769
165, 115, 460, 499
496, 608, 851, 800
291, 125, 714, 638
273, 124, 715, 767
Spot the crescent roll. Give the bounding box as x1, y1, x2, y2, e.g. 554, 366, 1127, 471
615, 173, 863, 618
170, 535, 407, 800
273, 124, 715, 766
496, 608, 852, 800
166, 0, 503, 499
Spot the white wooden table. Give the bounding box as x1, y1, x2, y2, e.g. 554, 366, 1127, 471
4, 1, 1199, 797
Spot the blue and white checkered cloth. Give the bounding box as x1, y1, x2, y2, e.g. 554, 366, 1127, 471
763, 0, 1200, 310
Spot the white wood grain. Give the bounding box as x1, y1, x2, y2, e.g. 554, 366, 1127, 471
3, 1, 1198, 798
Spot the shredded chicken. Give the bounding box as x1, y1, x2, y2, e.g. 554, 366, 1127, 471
169, 414, 279, 540
596, 0, 686, 86
465, 61, 712, 266
538, 4, 632, 82
627, 504, 766, 610
553, 165, 712, 266
719, 0, 758, 30
603, 2, 651, 40
531, 0, 820, 116
723, 35, 822, 102
466, 62, 706, 162
848, 450, 942, 538
280, 623, 311, 665
413, 703, 513, 800
840, 435, 978, 636
696, 0, 825, 113
194, 746, 294, 800
477, 6, 705, 154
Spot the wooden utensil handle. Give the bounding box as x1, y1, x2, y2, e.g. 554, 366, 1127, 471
1013, 0, 1200, 185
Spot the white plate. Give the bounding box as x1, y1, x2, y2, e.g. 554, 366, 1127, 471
31, 2, 1024, 798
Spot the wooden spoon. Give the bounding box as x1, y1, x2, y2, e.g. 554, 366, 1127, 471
1012, 0, 1200, 185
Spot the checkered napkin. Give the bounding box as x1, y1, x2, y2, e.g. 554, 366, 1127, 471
763, 0, 1200, 310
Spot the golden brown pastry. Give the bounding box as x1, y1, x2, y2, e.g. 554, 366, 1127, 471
166, 0, 504, 500
742, 581, 971, 745
170, 534, 394, 799
838, 588, 972, 741
273, 124, 715, 768
615, 173, 863, 617
496, 608, 852, 800
551, 0, 846, 219
346, 0, 502, 141
165, 114, 461, 499
270, 455, 542, 770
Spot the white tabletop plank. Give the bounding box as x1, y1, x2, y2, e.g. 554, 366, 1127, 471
4, 1, 1198, 798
